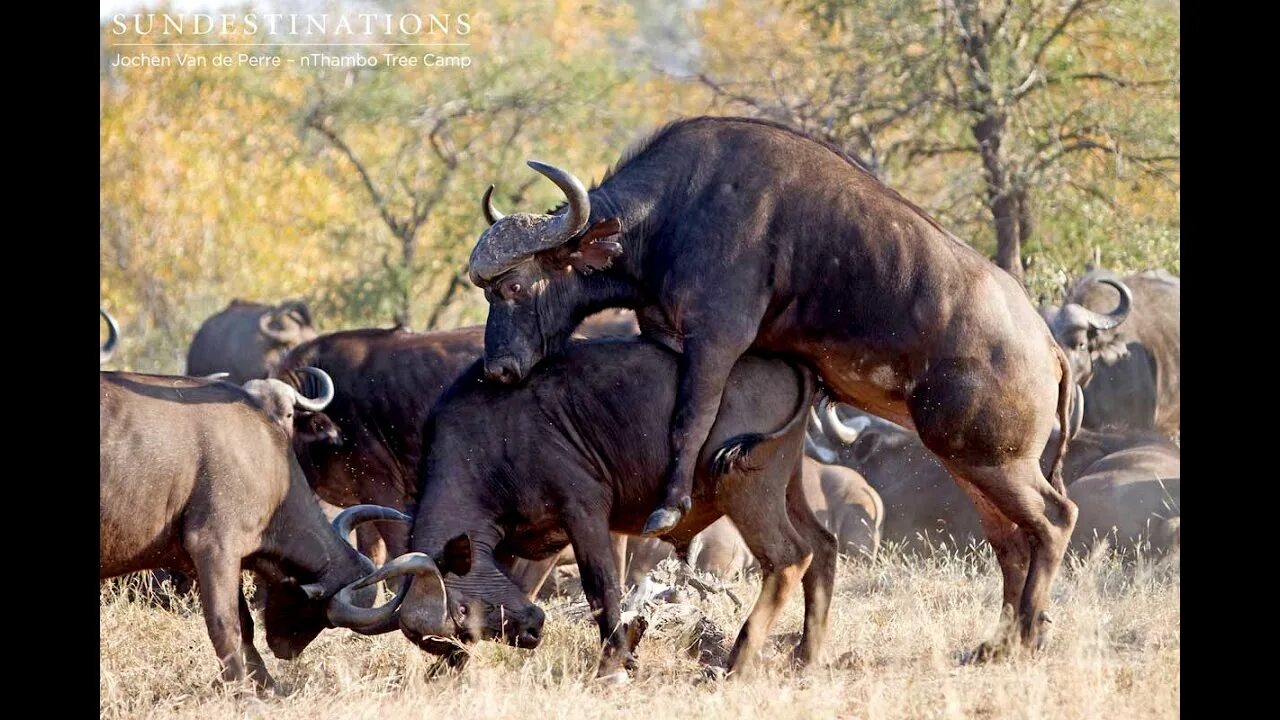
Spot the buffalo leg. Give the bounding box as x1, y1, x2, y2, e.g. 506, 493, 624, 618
723, 492, 812, 677
190, 548, 258, 689
508, 554, 560, 601
355, 524, 388, 567
783, 466, 837, 668
956, 482, 1030, 660
644, 332, 757, 536
564, 511, 632, 679
238, 590, 273, 688
946, 458, 1077, 660
611, 534, 629, 590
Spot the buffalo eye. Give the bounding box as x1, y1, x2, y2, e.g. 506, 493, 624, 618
503, 280, 524, 299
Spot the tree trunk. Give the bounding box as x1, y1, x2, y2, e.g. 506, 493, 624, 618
972, 113, 1024, 285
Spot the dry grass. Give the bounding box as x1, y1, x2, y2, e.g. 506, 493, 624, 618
100, 545, 1179, 719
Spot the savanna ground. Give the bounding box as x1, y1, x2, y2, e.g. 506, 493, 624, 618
100, 544, 1179, 719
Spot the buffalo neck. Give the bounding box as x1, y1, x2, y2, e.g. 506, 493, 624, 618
582, 169, 668, 296
413, 450, 507, 567
259, 471, 366, 592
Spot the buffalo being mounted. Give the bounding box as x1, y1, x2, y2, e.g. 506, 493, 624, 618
99, 368, 460, 690
1042, 270, 1180, 437
358, 339, 834, 681
468, 116, 1078, 660
187, 299, 318, 384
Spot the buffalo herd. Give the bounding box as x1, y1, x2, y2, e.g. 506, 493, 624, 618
100, 115, 1180, 691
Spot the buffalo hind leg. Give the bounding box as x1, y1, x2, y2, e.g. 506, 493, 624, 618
724, 493, 812, 678
947, 458, 1077, 660
783, 466, 837, 668
956, 482, 1030, 662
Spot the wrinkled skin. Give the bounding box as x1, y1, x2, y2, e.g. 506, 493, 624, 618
469, 117, 1078, 659
187, 299, 318, 385
100, 372, 380, 690
400, 339, 835, 679
1043, 270, 1180, 437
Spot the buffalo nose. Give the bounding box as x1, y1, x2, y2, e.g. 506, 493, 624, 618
485, 358, 522, 385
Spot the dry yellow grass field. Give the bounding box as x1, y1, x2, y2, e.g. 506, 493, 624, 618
100, 545, 1179, 719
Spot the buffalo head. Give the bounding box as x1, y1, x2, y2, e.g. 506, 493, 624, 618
238, 366, 336, 439
1044, 277, 1133, 386
468, 161, 625, 384
390, 533, 544, 657
264, 505, 418, 657
258, 300, 318, 348
100, 308, 119, 365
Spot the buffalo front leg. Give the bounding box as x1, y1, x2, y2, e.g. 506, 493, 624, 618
189, 547, 257, 690
565, 509, 634, 680
238, 590, 273, 689
644, 335, 756, 536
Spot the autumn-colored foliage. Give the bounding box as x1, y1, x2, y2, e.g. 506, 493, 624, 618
100, 0, 1178, 373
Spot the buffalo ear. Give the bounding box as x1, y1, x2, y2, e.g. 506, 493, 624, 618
568, 218, 624, 273
436, 534, 473, 577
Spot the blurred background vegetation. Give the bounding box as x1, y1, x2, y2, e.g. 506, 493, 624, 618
100, 0, 1179, 373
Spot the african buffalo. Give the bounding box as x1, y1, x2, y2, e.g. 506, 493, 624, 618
358, 339, 833, 680
100, 308, 120, 365
99, 369, 446, 690
273, 325, 484, 567
1062, 431, 1180, 554
468, 117, 1077, 659
814, 403, 1178, 555
187, 299, 318, 384
800, 457, 883, 560
1042, 270, 1180, 437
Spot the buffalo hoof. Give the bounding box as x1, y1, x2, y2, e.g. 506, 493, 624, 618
961, 639, 1011, 665
642, 505, 686, 537
596, 669, 631, 686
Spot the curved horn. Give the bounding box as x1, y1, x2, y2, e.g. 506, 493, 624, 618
100, 308, 119, 365
820, 397, 869, 445
292, 366, 335, 412
805, 433, 837, 464
1068, 384, 1085, 439
326, 552, 443, 634
1082, 278, 1132, 331
204, 372, 230, 382
481, 184, 505, 225
259, 309, 300, 344
527, 160, 590, 242
331, 505, 413, 546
